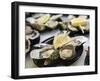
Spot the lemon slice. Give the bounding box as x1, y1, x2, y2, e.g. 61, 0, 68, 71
71, 17, 87, 27
53, 31, 71, 49
36, 14, 50, 25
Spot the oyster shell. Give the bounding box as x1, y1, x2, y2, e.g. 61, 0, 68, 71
25, 39, 30, 54
32, 23, 46, 31
26, 29, 40, 46
25, 26, 33, 35
30, 44, 52, 59
39, 45, 59, 59
26, 29, 40, 40
30, 44, 60, 66
40, 45, 55, 59
35, 14, 50, 25
26, 17, 35, 24
28, 14, 51, 31
40, 46, 59, 66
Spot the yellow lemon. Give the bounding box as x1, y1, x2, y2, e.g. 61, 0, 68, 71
71, 18, 87, 27
53, 31, 71, 49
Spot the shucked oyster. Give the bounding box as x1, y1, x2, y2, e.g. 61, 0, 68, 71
35, 14, 51, 25
59, 44, 75, 60
25, 26, 40, 46
32, 23, 46, 31
40, 46, 59, 65
45, 14, 62, 29
40, 46, 59, 60
25, 25, 33, 35
27, 14, 51, 31
45, 20, 58, 29
30, 44, 59, 66
32, 14, 51, 31
40, 46, 55, 59
26, 29, 40, 40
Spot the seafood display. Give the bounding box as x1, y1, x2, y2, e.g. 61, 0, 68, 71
25, 13, 89, 68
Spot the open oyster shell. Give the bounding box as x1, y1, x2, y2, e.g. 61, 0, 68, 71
30, 44, 60, 67
25, 39, 31, 54
40, 46, 59, 66
26, 29, 40, 46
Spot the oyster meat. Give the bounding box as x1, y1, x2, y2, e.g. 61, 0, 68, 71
40, 46, 55, 59
29, 14, 51, 31
40, 46, 59, 65
59, 44, 75, 60
45, 20, 58, 29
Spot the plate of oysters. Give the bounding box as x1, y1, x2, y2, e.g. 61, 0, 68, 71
25, 13, 90, 68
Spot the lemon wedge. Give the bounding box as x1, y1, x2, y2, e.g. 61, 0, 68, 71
71, 17, 87, 27
53, 31, 71, 49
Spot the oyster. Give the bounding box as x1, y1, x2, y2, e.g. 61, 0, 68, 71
26, 29, 40, 46
58, 36, 86, 60
32, 23, 46, 31
45, 20, 58, 29
59, 44, 75, 60
30, 44, 51, 59
25, 26, 33, 35
40, 46, 59, 65
40, 45, 59, 58
35, 14, 50, 25
26, 17, 35, 24
30, 44, 60, 66
26, 29, 40, 40
29, 14, 51, 31
40, 45, 55, 59
25, 39, 30, 54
